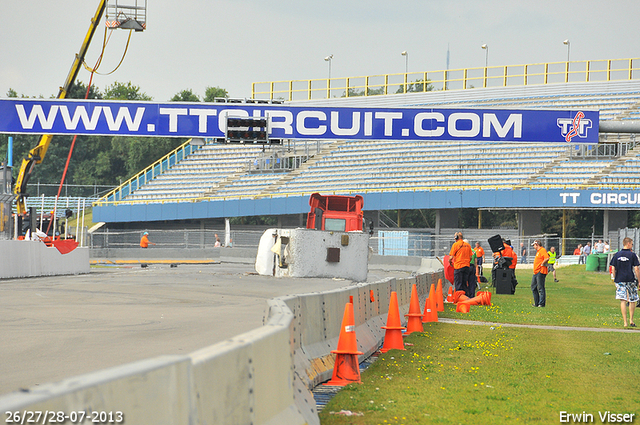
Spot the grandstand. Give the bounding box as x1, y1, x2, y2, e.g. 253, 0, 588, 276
94, 60, 640, 226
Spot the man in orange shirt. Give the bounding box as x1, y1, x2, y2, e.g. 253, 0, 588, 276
449, 232, 473, 297
501, 240, 518, 270
502, 239, 519, 293
531, 239, 550, 307
140, 231, 156, 248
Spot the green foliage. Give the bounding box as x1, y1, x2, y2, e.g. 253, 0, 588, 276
104, 81, 152, 101
204, 86, 228, 102
342, 88, 365, 97
6, 88, 17, 98
396, 78, 435, 94
366, 86, 386, 96
171, 89, 200, 102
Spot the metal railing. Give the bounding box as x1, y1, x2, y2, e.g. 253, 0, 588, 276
88, 228, 615, 261
570, 139, 640, 159
252, 58, 640, 101
97, 138, 197, 204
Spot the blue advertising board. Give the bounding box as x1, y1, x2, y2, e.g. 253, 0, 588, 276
93, 188, 639, 223
0, 98, 599, 143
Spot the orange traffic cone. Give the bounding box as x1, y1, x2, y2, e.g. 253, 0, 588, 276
456, 302, 471, 313
462, 291, 492, 306
453, 290, 468, 304
324, 302, 364, 386
476, 291, 492, 306
445, 286, 454, 303
435, 279, 444, 312
404, 284, 423, 335
381, 291, 406, 353
422, 284, 439, 323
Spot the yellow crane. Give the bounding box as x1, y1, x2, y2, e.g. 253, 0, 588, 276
13, 0, 146, 214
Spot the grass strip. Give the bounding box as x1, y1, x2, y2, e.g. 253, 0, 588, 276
320, 324, 640, 424
320, 265, 640, 424
439, 265, 627, 328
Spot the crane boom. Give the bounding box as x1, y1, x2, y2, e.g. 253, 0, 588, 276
14, 0, 107, 214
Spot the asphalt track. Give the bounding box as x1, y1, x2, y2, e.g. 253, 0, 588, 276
0, 261, 412, 396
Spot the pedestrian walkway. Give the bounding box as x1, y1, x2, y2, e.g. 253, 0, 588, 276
440, 317, 639, 333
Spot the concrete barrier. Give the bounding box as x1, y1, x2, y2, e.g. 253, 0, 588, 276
0, 356, 193, 425
0, 240, 89, 279
0, 255, 443, 425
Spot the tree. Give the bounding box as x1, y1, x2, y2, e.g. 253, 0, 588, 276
366, 87, 386, 96
104, 81, 152, 101
396, 78, 435, 94
342, 88, 365, 97
171, 89, 199, 102
204, 86, 228, 102
68, 80, 103, 100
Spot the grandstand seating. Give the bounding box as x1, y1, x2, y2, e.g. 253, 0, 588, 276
109, 80, 640, 204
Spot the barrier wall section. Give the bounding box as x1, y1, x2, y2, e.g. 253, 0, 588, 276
0, 265, 443, 425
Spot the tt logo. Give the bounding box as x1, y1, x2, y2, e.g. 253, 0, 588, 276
557, 111, 592, 142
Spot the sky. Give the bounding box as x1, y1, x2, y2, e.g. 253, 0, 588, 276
1, 0, 639, 102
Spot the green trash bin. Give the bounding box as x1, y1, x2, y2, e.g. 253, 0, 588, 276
597, 254, 609, 272
585, 254, 599, 271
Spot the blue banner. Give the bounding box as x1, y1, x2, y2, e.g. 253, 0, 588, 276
0, 98, 599, 143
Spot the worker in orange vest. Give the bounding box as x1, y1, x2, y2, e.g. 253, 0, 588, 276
140, 231, 155, 248
449, 232, 474, 297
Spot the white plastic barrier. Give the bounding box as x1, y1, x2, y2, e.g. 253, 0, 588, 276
0, 265, 443, 424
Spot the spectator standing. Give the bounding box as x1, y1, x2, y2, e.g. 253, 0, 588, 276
578, 244, 586, 264
475, 242, 485, 280
449, 232, 473, 298
583, 242, 592, 257
531, 240, 550, 307
140, 232, 155, 248
520, 242, 527, 264
465, 240, 478, 297
503, 239, 519, 293
573, 244, 582, 256
609, 237, 640, 328
548, 246, 558, 282
595, 239, 605, 254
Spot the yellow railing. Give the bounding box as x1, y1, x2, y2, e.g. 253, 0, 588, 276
94, 138, 197, 206
252, 58, 640, 101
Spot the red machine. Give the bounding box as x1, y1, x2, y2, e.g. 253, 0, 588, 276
306, 193, 364, 232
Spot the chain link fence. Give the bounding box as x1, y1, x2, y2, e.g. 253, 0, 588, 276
88, 229, 265, 249
89, 227, 617, 263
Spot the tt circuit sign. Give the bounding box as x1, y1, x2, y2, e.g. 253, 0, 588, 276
560, 191, 640, 207
0, 99, 598, 144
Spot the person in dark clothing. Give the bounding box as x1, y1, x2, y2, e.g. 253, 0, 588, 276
610, 237, 640, 328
